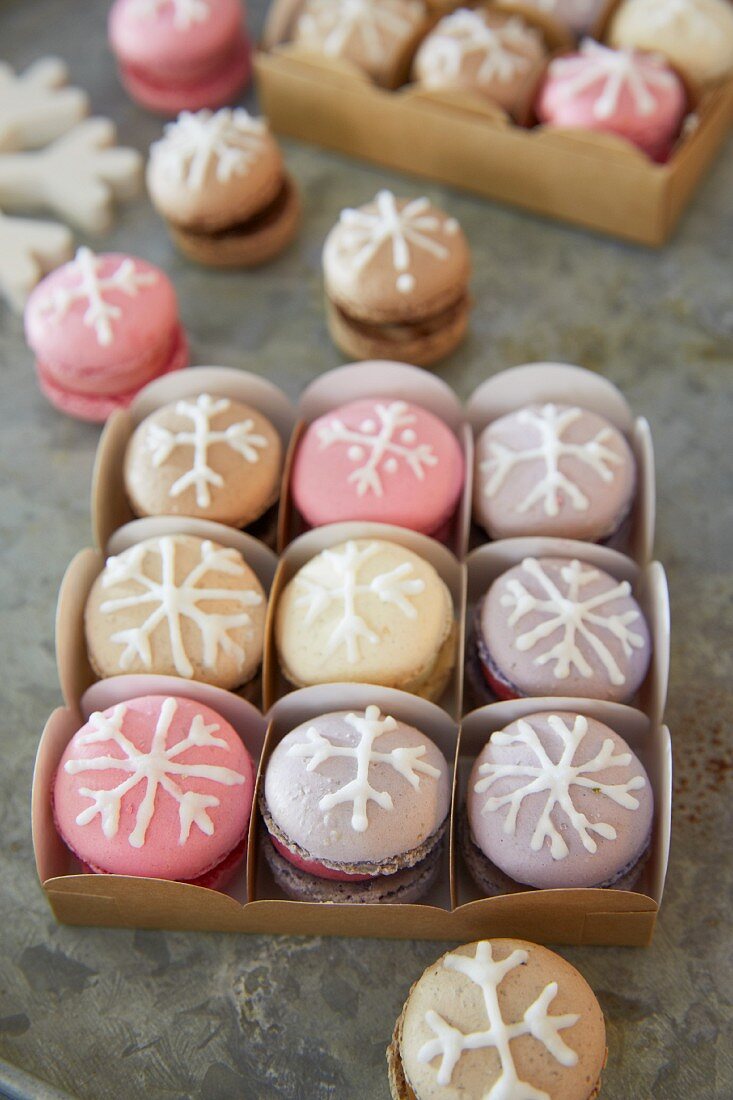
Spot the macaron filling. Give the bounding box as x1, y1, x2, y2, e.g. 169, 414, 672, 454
169, 174, 294, 241
329, 291, 469, 345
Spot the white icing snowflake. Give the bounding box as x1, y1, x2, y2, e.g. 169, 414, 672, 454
298, 0, 423, 64
151, 109, 268, 190
550, 39, 679, 120
293, 540, 426, 663
36, 246, 157, 346
287, 704, 441, 831
146, 394, 269, 508
475, 713, 646, 859
316, 400, 438, 497
418, 940, 580, 1100
128, 0, 210, 31
334, 189, 459, 294
420, 10, 538, 84
500, 557, 645, 685
481, 404, 624, 516
99, 536, 263, 678
64, 698, 246, 847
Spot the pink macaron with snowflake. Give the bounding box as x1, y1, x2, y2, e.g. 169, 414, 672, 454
108, 0, 251, 116
54, 695, 255, 887
536, 39, 687, 161
291, 397, 465, 536
24, 247, 188, 422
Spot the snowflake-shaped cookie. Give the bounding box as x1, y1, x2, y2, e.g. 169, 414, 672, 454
297, 0, 424, 64
549, 39, 680, 120
151, 108, 268, 189
419, 9, 539, 84
128, 0, 210, 31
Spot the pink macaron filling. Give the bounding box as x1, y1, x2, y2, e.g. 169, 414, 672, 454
269, 834, 376, 883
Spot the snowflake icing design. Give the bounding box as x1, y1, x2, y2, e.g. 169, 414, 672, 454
481, 404, 624, 516
64, 698, 246, 847
316, 400, 438, 497
299, 0, 423, 64
335, 189, 460, 294
152, 109, 268, 190
500, 557, 645, 685
287, 705, 441, 831
37, 247, 157, 346
146, 394, 269, 508
422, 10, 538, 85
293, 540, 426, 663
550, 39, 679, 120
419, 941, 580, 1100
129, 0, 210, 31
99, 536, 263, 678
475, 713, 646, 859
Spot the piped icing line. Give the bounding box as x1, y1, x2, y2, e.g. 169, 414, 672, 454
298, 0, 424, 64
336, 189, 459, 294
419, 9, 540, 84
480, 404, 624, 516
150, 109, 268, 190
145, 393, 269, 508
128, 0, 211, 30
418, 941, 580, 1099
99, 536, 263, 678
36, 247, 157, 346
63, 698, 245, 847
316, 400, 438, 497
292, 540, 426, 664
287, 705, 441, 832
549, 39, 679, 120
500, 557, 645, 684
474, 714, 646, 859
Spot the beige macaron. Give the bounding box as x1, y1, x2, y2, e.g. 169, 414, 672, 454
388, 938, 607, 1100
85, 534, 267, 690
124, 393, 283, 528
608, 0, 733, 87
323, 190, 471, 367
275, 538, 456, 700
146, 108, 300, 267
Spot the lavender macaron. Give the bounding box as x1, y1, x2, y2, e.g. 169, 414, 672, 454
260, 705, 451, 903
463, 711, 653, 893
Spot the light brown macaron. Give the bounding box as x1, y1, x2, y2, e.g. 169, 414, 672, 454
388, 938, 606, 1100
124, 393, 283, 528
147, 108, 300, 267
323, 189, 471, 367
85, 534, 267, 690
275, 538, 456, 700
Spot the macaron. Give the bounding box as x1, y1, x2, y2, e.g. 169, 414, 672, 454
54, 694, 255, 887
473, 403, 636, 542
147, 108, 300, 267
291, 397, 465, 535
323, 190, 471, 367
476, 556, 652, 704
124, 393, 283, 527
520, 0, 606, 36
608, 0, 733, 87
260, 705, 451, 903
537, 40, 687, 161
293, 0, 427, 88
24, 247, 188, 423
412, 8, 547, 119
388, 938, 606, 1100
108, 0, 251, 115
463, 711, 654, 893
275, 538, 456, 700
85, 534, 267, 690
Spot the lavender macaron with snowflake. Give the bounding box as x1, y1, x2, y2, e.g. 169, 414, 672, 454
462, 711, 654, 894
473, 403, 637, 543
476, 556, 651, 704
260, 705, 451, 903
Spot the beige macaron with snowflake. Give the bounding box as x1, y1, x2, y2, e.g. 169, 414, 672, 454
85, 534, 267, 689
124, 393, 283, 528
275, 538, 456, 700
608, 0, 733, 87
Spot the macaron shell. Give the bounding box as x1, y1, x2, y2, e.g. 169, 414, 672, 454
608, 0, 733, 86
109, 0, 244, 78
522, 0, 606, 35
117, 33, 251, 114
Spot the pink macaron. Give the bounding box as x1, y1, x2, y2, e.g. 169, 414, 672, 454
536, 39, 687, 162
291, 397, 465, 536
108, 0, 251, 116
54, 695, 255, 887
24, 247, 188, 423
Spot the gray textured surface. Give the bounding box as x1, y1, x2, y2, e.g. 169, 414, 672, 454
1, 1, 732, 1098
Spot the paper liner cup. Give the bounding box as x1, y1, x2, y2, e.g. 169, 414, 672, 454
263, 521, 467, 718
55, 518, 278, 710
464, 539, 669, 724
278, 360, 473, 558
91, 366, 297, 550
466, 362, 655, 564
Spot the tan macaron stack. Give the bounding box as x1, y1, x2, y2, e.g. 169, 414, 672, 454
323, 189, 472, 366
147, 108, 300, 267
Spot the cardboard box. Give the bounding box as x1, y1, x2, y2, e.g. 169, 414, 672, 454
255, 0, 733, 245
